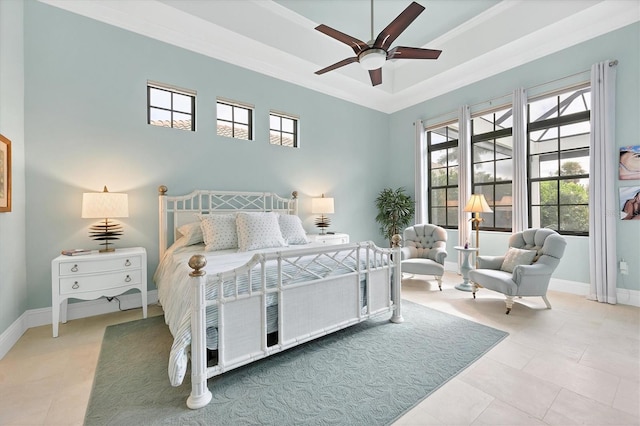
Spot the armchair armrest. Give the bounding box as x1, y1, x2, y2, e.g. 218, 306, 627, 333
476, 255, 504, 270
431, 247, 448, 265
512, 263, 554, 295
400, 246, 417, 260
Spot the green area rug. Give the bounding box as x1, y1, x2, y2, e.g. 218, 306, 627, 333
85, 301, 507, 425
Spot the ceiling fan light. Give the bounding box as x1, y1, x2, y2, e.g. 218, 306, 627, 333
359, 48, 386, 70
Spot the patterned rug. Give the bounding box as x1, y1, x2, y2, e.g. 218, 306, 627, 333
85, 301, 507, 425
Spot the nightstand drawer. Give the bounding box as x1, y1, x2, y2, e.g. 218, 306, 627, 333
59, 255, 142, 276
307, 233, 350, 245
59, 270, 142, 294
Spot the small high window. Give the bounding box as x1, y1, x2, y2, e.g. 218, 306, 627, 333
269, 112, 298, 147
147, 81, 195, 131
217, 99, 253, 140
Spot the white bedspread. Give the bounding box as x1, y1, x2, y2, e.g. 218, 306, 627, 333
154, 242, 375, 386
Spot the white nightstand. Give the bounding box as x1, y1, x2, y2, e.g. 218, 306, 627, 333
307, 233, 350, 245
51, 247, 148, 337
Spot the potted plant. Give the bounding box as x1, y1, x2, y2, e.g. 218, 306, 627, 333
375, 187, 415, 246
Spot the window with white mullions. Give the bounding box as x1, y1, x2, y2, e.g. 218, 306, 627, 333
216, 100, 253, 140
427, 123, 459, 228
147, 82, 196, 131
269, 112, 298, 148
528, 86, 591, 235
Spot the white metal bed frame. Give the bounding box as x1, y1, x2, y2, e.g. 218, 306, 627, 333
158, 186, 403, 409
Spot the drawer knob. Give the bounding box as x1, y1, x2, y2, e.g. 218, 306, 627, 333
125, 275, 132, 282
125, 259, 131, 267
72, 281, 79, 289
71, 265, 78, 272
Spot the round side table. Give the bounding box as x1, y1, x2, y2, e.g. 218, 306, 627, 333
454, 246, 477, 292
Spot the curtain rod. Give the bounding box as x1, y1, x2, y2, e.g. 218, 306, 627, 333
422, 59, 619, 128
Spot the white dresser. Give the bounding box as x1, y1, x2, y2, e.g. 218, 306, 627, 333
307, 233, 350, 245
51, 247, 147, 337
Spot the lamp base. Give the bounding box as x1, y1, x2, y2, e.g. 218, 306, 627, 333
89, 219, 123, 253
315, 215, 331, 235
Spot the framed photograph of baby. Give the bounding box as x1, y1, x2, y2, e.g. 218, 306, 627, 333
620, 186, 640, 220
619, 145, 640, 180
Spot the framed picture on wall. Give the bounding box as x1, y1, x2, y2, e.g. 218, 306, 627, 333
619, 146, 640, 180
0, 134, 11, 213
620, 186, 640, 220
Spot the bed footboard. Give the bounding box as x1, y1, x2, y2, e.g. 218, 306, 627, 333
185, 238, 402, 409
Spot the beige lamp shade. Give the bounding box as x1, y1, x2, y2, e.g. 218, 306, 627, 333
463, 194, 493, 213
311, 195, 335, 214
82, 186, 129, 219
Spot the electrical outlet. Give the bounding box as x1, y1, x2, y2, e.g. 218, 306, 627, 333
620, 260, 628, 275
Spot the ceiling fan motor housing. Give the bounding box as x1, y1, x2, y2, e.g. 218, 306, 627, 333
359, 48, 387, 70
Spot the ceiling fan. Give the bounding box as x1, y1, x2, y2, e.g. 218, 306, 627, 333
314, 1, 442, 86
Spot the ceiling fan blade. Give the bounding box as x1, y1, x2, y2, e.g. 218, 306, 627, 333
315, 57, 359, 75
369, 68, 382, 86
387, 46, 442, 60
315, 24, 368, 55
373, 2, 425, 51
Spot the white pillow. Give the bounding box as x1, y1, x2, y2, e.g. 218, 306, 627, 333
200, 214, 238, 251
176, 222, 204, 246
500, 247, 537, 273
236, 212, 286, 252
278, 214, 309, 245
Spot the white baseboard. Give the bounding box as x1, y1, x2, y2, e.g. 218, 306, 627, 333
0, 311, 28, 360
0, 290, 158, 360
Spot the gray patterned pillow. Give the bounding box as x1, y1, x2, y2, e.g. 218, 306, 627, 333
200, 214, 238, 251
236, 212, 286, 252
500, 247, 536, 273
278, 214, 309, 245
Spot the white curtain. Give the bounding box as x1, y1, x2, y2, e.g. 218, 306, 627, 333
588, 60, 617, 304
457, 106, 472, 269
414, 119, 427, 224
512, 88, 529, 232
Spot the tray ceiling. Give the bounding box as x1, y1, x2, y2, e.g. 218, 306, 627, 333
40, 0, 639, 113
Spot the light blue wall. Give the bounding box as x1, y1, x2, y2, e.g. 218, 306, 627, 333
389, 22, 640, 290
1, 1, 638, 338
23, 1, 390, 310
0, 1, 28, 336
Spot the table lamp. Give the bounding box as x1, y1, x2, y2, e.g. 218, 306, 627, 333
82, 186, 129, 252
311, 194, 334, 235
463, 194, 493, 262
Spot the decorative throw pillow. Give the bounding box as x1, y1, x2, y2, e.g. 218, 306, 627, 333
176, 222, 204, 246
200, 214, 238, 251
278, 214, 309, 245
236, 212, 286, 252
500, 247, 537, 273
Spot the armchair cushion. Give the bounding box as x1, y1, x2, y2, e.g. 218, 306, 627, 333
471, 269, 517, 295
402, 258, 445, 277
500, 248, 536, 273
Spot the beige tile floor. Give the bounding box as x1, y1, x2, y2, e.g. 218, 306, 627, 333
0, 272, 638, 425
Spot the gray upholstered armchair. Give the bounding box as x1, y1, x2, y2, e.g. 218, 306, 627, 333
468, 228, 567, 314
401, 224, 448, 290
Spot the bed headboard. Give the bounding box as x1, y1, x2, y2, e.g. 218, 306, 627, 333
158, 185, 298, 258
